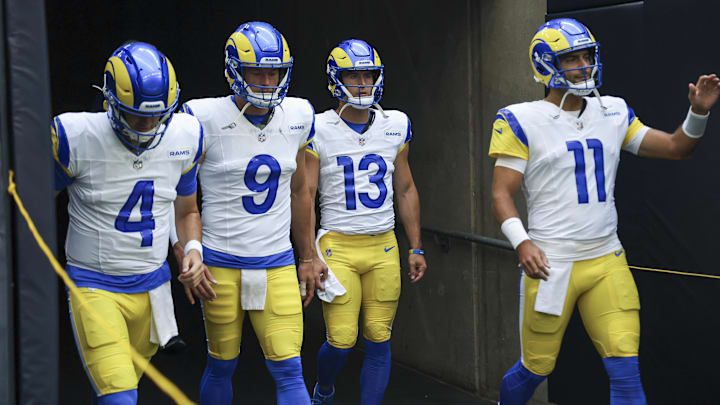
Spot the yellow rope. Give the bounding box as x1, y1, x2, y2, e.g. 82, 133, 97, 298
7, 171, 196, 405
629, 265, 720, 280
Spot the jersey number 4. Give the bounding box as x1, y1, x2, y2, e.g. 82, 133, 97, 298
566, 139, 606, 204
337, 154, 387, 210
115, 180, 155, 247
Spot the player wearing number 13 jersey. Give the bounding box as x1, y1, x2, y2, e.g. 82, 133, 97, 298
179, 22, 321, 405
53, 42, 205, 404
490, 18, 720, 405
306, 39, 427, 405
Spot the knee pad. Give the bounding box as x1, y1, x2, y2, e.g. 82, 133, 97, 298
205, 355, 238, 378
522, 339, 558, 376
364, 321, 391, 343
327, 324, 358, 349
96, 390, 137, 405
606, 317, 640, 357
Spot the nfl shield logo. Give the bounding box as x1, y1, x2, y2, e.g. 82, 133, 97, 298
325, 249, 332, 257
257, 133, 266, 142
132, 159, 143, 170
358, 137, 366, 146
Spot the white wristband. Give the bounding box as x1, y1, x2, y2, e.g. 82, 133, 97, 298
501, 217, 530, 250
682, 106, 709, 139
184, 239, 203, 260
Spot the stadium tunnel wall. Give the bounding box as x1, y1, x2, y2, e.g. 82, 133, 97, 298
40, 1, 667, 404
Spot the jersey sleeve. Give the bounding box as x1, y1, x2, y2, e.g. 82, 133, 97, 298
621, 104, 650, 155
51, 116, 74, 190
399, 116, 412, 153
298, 101, 315, 151
176, 121, 204, 196
488, 108, 529, 160
179, 102, 195, 116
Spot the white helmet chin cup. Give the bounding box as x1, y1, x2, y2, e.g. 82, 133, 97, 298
339, 81, 378, 108
567, 78, 596, 96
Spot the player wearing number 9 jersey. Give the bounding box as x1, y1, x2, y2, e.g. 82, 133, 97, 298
491, 18, 720, 405
306, 39, 427, 405
178, 22, 322, 405
53, 42, 206, 404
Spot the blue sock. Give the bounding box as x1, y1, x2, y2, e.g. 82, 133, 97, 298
499, 360, 546, 405
317, 341, 352, 394
603, 356, 646, 405
95, 390, 137, 405
265, 356, 310, 405
360, 339, 392, 405
199, 354, 237, 405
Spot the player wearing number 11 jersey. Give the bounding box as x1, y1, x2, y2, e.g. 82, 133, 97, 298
306, 39, 427, 405
490, 18, 720, 405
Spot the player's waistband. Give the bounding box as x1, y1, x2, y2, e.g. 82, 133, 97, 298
530, 233, 623, 262
203, 246, 295, 269
321, 229, 397, 246
66, 261, 171, 294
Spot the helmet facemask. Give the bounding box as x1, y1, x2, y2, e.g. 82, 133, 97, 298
226, 56, 292, 108
101, 74, 178, 154
550, 45, 601, 96
330, 67, 384, 109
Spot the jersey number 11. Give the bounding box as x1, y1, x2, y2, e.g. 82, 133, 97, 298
566, 139, 606, 204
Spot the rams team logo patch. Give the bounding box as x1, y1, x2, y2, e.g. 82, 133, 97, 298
385, 130, 402, 137
325, 249, 332, 257
169, 149, 191, 159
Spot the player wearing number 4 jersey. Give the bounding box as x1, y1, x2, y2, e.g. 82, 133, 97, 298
53, 42, 209, 405
306, 39, 427, 405
491, 18, 720, 405
178, 22, 324, 405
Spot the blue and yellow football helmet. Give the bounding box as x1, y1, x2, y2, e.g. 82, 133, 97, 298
101, 41, 179, 153
224, 22, 292, 108
327, 39, 383, 108
529, 18, 602, 95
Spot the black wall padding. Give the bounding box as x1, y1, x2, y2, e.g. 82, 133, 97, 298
548, 0, 641, 14
0, 2, 15, 404
547, 2, 720, 404
5, 0, 58, 403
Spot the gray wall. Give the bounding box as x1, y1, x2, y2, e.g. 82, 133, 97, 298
302, 0, 548, 402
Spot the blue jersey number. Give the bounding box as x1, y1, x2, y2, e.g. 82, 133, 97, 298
115, 180, 155, 247
337, 154, 387, 210
566, 138, 606, 204
243, 154, 281, 214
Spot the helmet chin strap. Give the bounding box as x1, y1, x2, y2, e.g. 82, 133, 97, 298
336, 102, 388, 123
553, 84, 605, 119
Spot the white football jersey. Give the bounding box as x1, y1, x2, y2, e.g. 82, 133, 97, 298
181, 96, 314, 261
308, 109, 411, 235
489, 96, 649, 261
53, 112, 203, 275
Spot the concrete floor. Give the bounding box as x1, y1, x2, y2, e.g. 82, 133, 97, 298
58, 288, 494, 405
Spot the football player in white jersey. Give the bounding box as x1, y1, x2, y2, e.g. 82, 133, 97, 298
490, 18, 720, 405
52, 42, 211, 405
305, 39, 427, 405
177, 22, 322, 405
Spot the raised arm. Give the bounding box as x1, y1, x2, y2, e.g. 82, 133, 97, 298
637, 74, 720, 159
